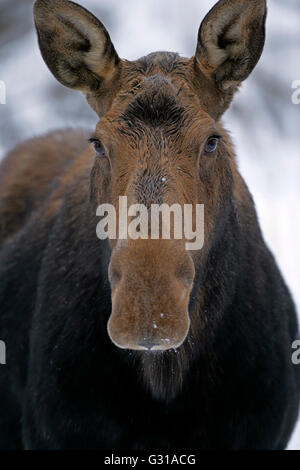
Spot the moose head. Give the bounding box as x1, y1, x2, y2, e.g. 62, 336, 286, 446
34, 0, 266, 362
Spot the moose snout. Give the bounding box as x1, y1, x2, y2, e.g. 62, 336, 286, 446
107, 241, 194, 351
107, 300, 191, 351
138, 339, 160, 350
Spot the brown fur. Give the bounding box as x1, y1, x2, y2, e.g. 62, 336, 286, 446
0, 129, 90, 244
0, 0, 267, 355
1, 0, 272, 398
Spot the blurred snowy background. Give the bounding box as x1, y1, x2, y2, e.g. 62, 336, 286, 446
0, 0, 299, 449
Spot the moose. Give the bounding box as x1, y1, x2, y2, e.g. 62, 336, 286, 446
0, 0, 299, 450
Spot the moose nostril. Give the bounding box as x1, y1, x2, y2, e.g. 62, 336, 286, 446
175, 258, 195, 287
138, 339, 160, 350
109, 267, 122, 288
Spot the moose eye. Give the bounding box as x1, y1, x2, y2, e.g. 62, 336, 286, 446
204, 136, 221, 154
89, 138, 107, 158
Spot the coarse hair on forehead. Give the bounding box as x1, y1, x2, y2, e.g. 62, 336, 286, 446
122, 90, 186, 132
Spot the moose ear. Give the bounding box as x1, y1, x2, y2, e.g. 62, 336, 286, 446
34, 0, 121, 114
195, 0, 267, 91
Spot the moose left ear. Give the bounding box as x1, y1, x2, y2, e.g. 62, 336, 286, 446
195, 0, 267, 91
34, 0, 122, 115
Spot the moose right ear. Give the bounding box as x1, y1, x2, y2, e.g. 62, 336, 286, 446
34, 0, 121, 115
194, 0, 266, 118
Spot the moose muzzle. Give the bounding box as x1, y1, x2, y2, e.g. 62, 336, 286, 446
107, 239, 195, 351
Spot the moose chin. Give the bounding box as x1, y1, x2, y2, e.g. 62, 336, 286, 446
0, 0, 299, 450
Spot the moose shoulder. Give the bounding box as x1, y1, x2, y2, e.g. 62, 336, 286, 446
0, 0, 299, 450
